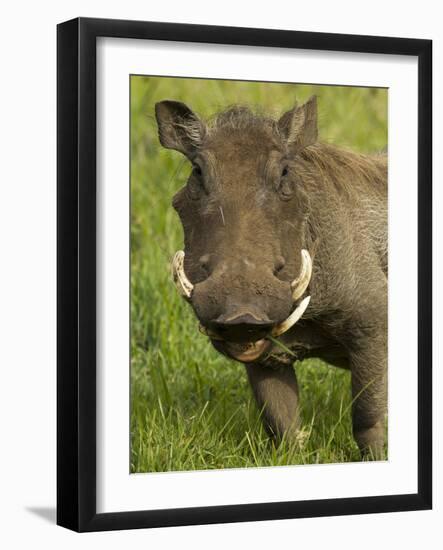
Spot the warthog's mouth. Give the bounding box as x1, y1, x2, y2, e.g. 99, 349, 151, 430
211, 338, 272, 363
171, 249, 312, 363
198, 294, 311, 363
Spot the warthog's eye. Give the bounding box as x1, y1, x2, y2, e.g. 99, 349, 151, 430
187, 163, 205, 200
277, 165, 294, 200
193, 163, 202, 177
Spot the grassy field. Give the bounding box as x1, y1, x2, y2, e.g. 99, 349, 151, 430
130, 76, 388, 473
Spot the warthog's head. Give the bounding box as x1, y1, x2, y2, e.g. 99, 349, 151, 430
155, 97, 317, 362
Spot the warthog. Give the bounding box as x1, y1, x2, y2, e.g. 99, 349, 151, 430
155, 96, 387, 457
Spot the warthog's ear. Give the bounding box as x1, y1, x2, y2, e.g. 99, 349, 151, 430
278, 95, 318, 151
155, 100, 205, 158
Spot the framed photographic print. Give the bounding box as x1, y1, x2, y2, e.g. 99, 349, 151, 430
57, 17, 432, 531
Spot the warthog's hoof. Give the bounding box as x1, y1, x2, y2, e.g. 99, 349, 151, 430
354, 421, 386, 460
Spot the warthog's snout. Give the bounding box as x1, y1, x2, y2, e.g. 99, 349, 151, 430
209, 311, 275, 343
172, 249, 313, 362
191, 261, 293, 338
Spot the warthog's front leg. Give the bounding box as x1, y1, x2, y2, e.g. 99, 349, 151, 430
245, 363, 300, 440
349, 334, 387, 459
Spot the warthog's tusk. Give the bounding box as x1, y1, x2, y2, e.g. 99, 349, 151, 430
172, 250, 194, 299
291, 249, 312, 301
271, 295, 311, 338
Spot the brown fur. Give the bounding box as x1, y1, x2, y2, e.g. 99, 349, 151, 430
155, 97, 387, 457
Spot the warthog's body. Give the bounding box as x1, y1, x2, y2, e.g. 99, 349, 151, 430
155, 97, 387, 456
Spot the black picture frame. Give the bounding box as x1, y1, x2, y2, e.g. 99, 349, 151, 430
57, 17, 432, 532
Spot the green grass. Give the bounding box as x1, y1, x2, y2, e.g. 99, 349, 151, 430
130, 76, 388, 473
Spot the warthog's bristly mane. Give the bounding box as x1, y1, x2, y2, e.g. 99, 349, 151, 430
175, 105, 282, 149
209, 105, 280, 135
200, 104, 387, 195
